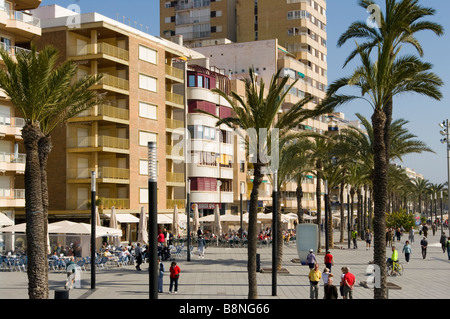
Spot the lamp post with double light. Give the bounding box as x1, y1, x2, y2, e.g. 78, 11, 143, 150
439, 120, 450, 233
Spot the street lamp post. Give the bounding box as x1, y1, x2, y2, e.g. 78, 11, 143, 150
439, 119, 450, 233
186, 179, 191, 262
272, 170, 278, 296
324, 180, 329, 253
240, 181, 244, 238
90, 171, 96, 290
347, 183, 351, 249
148, 142, 158, 299
440, 190, 444, 235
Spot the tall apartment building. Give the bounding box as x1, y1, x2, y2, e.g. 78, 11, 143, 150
194, 39, 328, 213
0, 0, 42, 225
27, 5, 208, 242
160, 0, 237, 47
161, 0, 328, 216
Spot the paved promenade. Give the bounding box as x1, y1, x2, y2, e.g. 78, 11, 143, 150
0, 230, 448, 300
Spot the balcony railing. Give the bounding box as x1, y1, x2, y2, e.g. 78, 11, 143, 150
0, 153, 26, 164
67, 167, 129, 180
165, 91, 184, 106
98, 74, 129, 91
5, 9, 41, 27
67, 136, 129, 150
166, 199, 186, 210
166, 144, 184, 157
165, 64, 184, 80
101, 198, 130, 209
0, 116, 26, 127
166, 172, 185, 184
166, 118, 184, 130
75, 104, 129, 121
70, 42, 129, 61
0, 188, 25, 199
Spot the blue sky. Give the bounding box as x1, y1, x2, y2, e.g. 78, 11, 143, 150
41, 0, 450, 184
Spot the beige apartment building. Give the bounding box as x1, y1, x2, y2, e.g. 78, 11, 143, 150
0, 0, 41, 226
25, 5, 209, 242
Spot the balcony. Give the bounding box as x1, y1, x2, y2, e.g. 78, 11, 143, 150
166, 144, 184, 160
69, 42, 129, 65
69, 104, 129, 125
0, 188, 25, 207
91, 74, 129, 95
0, 153, 26, 173
165, 91, 184, 109
0, 116, 25, 138
67, 135, 129, 154
165, 64, 184, 82
67, 166, 130, 184
166, 118, 184, 132
166, 199, 185, 210
4, 10, 41, 40
166, 172, 185, 187
68, 197, 130, 210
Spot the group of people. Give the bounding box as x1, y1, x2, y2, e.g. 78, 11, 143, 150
157, 258, 181, 294
306, 249, 355, 299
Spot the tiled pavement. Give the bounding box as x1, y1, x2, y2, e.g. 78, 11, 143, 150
0, 230, 448, 300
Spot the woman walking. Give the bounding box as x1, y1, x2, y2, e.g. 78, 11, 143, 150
169, 261, 181, 294
402, 240, 412, 264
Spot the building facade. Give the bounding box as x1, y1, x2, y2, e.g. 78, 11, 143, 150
27, 5, 207, 242
0, 0, 41, 225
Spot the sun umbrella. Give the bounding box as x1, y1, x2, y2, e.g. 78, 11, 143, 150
0, 212, 13, 226
96, 206, 101, 226
172, 205, 180, 237
193, 203, 199, 234
137, 206, 148, 244
109, 206, 120, 246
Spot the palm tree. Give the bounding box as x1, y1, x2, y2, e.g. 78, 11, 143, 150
322, 45, 442, 299
0, 45, 100, 299
211, 67, 318, 299
337, 0, 443, 164
412, 177, 431, 216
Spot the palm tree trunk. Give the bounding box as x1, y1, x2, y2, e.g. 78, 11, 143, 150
315, 171, 322, 252
23, 124, 47, 299
38, 135, 52, 298
327, 185, 334, 248
339, 181, 345, 243
372, 108, 388, 299
248, 164, 263, 299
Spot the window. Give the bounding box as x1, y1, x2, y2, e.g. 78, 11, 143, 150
139, 160, 148, 175
139, 131, 157, 146
139, 101, 157, 120
139, 74, 157, 92
139, 188, 148, 204
139, 45, 157, 64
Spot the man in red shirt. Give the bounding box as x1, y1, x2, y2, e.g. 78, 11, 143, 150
343, 266, 355, 299
324, 251, 334, 272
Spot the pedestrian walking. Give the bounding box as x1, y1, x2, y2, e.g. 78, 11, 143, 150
324, 250, 334, 272
339, 267, 346, 299
306, 249, 317, 269
64, 256, 76, 290
169, 261, 181, 294
420, 237, 428, 259
342, 266, 355, 299
446, 236, 450, 261
135, 243, 143, 271
322, 267, 330, 298
158, 257, 165, 293
324, 274, 338, 300
198, 235, 206, 258
308, 263, 322, 299
365, 229, 372, 250
440, 232, 447, 253
402, 240, 412, 264
351, 229, 358, 249
422, 224, 428, 238
432, 223, 436, 236
409, 226, 415, 243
